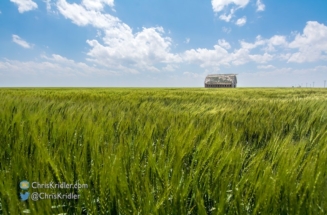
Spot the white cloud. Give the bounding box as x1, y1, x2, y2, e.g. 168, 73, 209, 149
288, 21, 327, 63
184, 38, 190, 44
256, 0, 265, 12
96, 30, 102, 37
12, 35, 32, 49
182, 43, 231, 68
219, 14, 232, 22
211, 0, 250, 12
230, 48, 272, 65
82, 0, 114, 11
43, 0, 52, 12
240, 35, 265, 49
163, 64, 179, 72
267, 35, 287, 50
269, 35, 287, 46
55, 0, 327, 76
10, 0, 38, 13
57, 0, 180, 73
239, 34, 288, 53
212, 0, 264, 24
86, 27, 180, 73
182, 35, 276, 68
249, 52, 273, 64
235, 16, 246, 26
218, 39, 231, 49
57, 0, 119, 28
219, 9, 235, 22
212, 0, 250, 23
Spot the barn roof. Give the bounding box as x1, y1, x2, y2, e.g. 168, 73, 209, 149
205, 74, 237, 84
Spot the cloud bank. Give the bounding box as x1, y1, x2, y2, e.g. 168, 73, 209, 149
55, 0, 327, 74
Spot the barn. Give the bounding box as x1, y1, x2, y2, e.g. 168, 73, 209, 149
204, 74, 237, 88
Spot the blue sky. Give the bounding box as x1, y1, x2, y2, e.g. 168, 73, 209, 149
0, 0, 327, 87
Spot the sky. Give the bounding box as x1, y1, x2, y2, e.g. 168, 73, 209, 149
0, 0, 327, 87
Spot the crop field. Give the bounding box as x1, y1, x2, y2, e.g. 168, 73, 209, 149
0, 88, 327, 215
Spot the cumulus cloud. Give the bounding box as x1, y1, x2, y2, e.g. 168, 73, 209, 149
211, 0, 250, 12
55, 0, 327, 75
181, 31, 296, 69
239, 34, 288, 53
86, 27, 180, 73
12, 35, 32, 48
230, 48, 272, 65
218, 39, 231, 49
211, 0, 250, 25
288, 21, 327, 63
57, 0, 119, 28
82, 0, 114, 11
10, 0, 38, 13
182, 38, 273, 68
57, 0, 276, 72
240, 35, 265, 49
248, 52, 273, 64
212, 0, 264, 25
219, 9, 235, 22
256, 0, 265, 11
232, 24, 327, 64
235, 17, 247, 26
57, 0, 180, 73
267, 36, 284, 46
219, 14, 232, 22
182, 43, 230, 68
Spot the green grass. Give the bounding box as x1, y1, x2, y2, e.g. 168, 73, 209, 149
0, 88, 327, 214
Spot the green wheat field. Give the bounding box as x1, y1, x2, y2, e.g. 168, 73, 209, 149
0, 88, 327, 215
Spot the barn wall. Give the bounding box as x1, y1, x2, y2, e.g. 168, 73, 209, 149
205, 84, 234, 88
